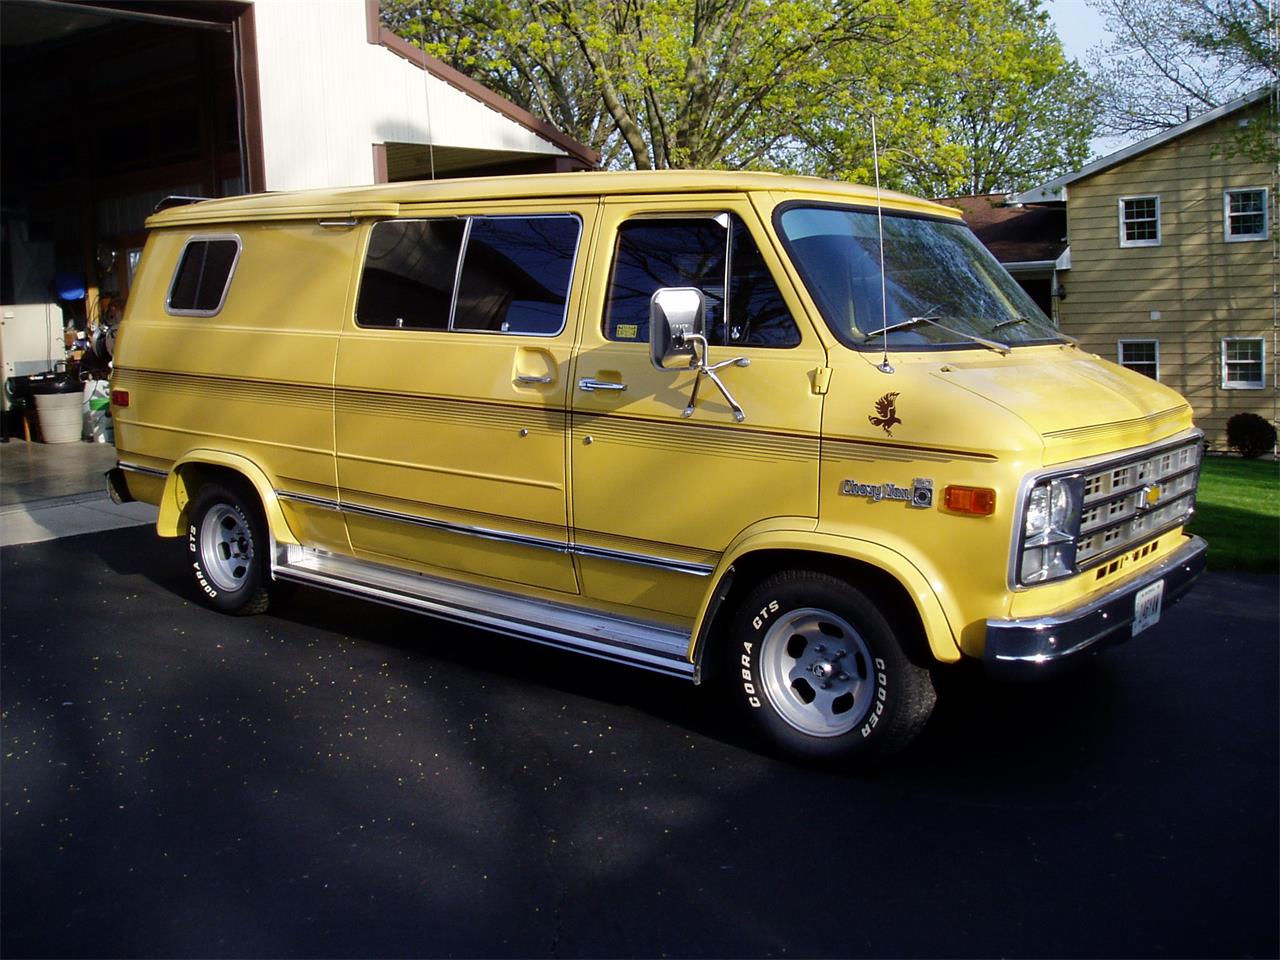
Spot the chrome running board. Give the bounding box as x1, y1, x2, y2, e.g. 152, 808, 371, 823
272, 545, 696, 680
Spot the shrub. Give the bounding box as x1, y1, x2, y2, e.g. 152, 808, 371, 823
1225, 412, 1277, 459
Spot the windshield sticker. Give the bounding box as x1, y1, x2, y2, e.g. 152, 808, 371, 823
869, 392, 902, 435
840, 477, 934, 509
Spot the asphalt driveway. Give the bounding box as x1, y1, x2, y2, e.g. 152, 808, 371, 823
2, 526, 1276, 957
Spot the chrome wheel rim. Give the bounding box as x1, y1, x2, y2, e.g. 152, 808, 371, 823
199, 504, 254, 593
758, 607, 876, 737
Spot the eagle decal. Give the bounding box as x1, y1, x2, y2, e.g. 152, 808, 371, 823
869, 392, 902, 435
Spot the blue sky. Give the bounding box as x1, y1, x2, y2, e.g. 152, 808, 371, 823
1044, 0, 1137, 158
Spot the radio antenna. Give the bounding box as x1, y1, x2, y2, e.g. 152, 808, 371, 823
417, 18, 437, 180
871, 114, 892, 374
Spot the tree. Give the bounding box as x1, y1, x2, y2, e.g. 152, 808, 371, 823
383, 0, 1098, 197
384, 0, 886, 170
1085, 0, 1277, 138
797, 0, 1098, 196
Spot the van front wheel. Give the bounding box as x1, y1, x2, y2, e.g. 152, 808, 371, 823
728, 571, 936, 762
188, 482, 271, 615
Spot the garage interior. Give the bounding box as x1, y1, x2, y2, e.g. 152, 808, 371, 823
2, 0, 249, 314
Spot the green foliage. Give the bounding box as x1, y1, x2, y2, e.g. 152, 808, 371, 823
1186, 455, 1280, 571
383, 0, 1097, 195
384, 0, 883, 170
796, 0, 1098, 196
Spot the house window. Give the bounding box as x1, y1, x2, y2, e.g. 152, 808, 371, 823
1222, 338, 1266, 389
1119, 339, 1159, 380
1224, 188, 1269, 242
1119, 196, 1161, 247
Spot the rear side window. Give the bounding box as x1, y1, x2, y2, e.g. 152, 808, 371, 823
604, 214, 798, 347
167, 237, 241, 316
357, 215, 580, 334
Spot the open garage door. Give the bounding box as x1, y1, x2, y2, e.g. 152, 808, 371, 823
1, 0, 259, 316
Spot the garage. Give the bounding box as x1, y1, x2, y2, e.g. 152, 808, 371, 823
0, 0, 595, 438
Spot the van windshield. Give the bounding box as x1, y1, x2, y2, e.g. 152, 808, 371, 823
776, 204, 1065, 350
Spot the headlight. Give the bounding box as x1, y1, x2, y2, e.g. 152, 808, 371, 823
1019, 476, 1082, 584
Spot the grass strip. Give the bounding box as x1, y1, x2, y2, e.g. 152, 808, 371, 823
1186, 456, 1279, 572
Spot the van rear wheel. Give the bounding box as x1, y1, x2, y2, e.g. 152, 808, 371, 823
188, 482, 271, 615
728, 570, 936, 762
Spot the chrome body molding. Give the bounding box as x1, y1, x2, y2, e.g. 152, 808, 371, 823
117, 461, 169, 479
573, 544, 714, 577
273, 490, 713, 575
271, 544, 696, 680
985, 535, 1206, 678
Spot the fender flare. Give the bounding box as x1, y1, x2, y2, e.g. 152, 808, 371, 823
156, 449, 299, 546
690, 523, 961, 668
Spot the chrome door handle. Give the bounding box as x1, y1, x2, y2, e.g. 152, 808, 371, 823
514, 374, 553, 384
578, 378, 627, 392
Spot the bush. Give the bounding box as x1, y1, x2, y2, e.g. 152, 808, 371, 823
1225, 412, 1277, 459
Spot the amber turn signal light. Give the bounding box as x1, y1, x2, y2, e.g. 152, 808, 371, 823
944, 485, 996, 516
110, 389, 129, 407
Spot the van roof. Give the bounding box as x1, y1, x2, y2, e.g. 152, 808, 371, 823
146, 170, 960, 227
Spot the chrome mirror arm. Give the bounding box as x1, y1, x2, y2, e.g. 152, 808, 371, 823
677, 333, 750, 422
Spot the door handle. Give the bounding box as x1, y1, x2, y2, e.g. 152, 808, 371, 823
578, 378, 627, 392
514, 374, 553, 385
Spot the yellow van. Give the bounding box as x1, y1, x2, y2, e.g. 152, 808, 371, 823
108, 171, 1206, 762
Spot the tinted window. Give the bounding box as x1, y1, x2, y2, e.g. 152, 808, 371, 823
168, 238, 239, 315
723, 219, 800, 348
605, 215, 797, 347
357, 219, 465, 329
453, 216, 580, 334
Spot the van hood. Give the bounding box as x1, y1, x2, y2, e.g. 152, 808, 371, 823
929, 348, 1193, 463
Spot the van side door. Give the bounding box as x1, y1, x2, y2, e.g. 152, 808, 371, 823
333, 204, 595, 594
569, 197, 826, 620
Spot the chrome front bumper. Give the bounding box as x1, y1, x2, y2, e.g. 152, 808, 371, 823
984, 535, 1207, 678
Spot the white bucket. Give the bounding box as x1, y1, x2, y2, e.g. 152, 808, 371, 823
35, 392, 84, 443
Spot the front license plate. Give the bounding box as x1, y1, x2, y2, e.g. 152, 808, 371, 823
1132, 580, 1164, 636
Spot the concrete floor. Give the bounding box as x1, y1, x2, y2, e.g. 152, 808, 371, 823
0, 438, 157, 546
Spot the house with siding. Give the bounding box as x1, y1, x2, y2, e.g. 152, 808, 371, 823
1011, 87, 1277, 449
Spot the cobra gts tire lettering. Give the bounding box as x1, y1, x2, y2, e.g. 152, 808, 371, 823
741, 640, 761, 708
751, 601, 780, 631
189, 523, 219, 598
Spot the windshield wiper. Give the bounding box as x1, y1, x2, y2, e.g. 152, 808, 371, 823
992, 315, 1030, 330
990, 314, 1080, 346
862, 314, 1010, 356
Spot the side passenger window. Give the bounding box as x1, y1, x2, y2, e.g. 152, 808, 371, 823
357, 219, 465, 329
356, 215, 580, 334
454, 216, 580, 334
604, 214, 799, 347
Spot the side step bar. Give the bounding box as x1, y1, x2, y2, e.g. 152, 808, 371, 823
272, 545, 697, 680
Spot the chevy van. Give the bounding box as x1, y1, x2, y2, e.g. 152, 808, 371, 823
108, 171, 1206, 762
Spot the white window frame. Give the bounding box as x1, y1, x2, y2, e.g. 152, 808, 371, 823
1221, 337, 1266, 390
1118, 195, 1162, 248
1118, 339, 1160, 381
1223, 187, 1270, 243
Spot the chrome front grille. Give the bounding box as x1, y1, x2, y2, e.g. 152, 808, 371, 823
1075, 439, 1201, 568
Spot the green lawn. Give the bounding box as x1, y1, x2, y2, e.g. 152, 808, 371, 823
1186, 455, 1279, 571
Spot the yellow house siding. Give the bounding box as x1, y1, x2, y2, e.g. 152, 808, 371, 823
1057, 104, 1277, 447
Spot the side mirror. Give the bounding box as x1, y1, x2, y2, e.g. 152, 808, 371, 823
649, 287, 705, 371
